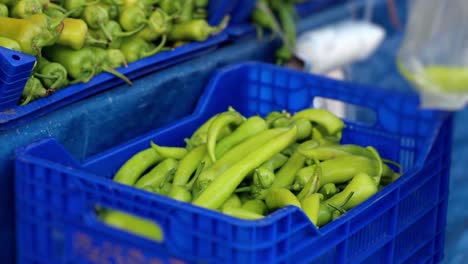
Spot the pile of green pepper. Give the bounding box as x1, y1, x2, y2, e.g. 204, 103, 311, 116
0, 0, 228, 106
105, 107, 401, 238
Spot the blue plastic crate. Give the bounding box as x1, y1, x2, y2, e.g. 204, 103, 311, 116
0, 47, 36, 111
0, 0, 237, 123
15, 62, 452, 264
0, 47, 36, 79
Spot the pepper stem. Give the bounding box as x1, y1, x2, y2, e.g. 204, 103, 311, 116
34, 73, 57, 80
45, 3, 68, 13
366, 146, 383, 186
234, 186, 253, 193
85, 34, 108, 46
159, 168, 176, 189
51, 8, 82, 29
382, 159, 402, 173
297, 158, 321, 201
186, 161, 205, 190
99, 22, 114, 42
103, 67, 132, 86
142, 34, 168, 57
114, 24, 146, 37
70, 69, 96, 85
210, 15, 230, 35
49, 76, 68, 91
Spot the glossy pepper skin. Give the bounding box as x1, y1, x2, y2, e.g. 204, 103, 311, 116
20, 76, 47, 106
0, 37, 22, 51
168, 16, 229, 42
34, 57, 68, 90
57, 18, 106, 50
0, 15, 61, 55
0, 3, 8, 17
193, 126, 297, 210
11, 0, 43, 19
120, 36, 168, 63
137, 9, 172, 42
43, 45, 96, 83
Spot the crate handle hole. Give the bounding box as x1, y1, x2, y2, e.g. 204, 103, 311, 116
11, 54, 21, 61
95, 206, 165, 243
313, 97, 377, 126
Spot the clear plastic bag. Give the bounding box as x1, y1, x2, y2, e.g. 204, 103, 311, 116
398, 0, 468, 110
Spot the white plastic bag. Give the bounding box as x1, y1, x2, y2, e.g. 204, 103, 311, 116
294, 20, 386, 75
398, 0, 468, 110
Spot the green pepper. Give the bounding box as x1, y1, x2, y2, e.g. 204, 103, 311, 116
214, 116, 268, 160
265, 187, 301, 211
167, 185, 192, 203
241, 199, 268, 215
120, 36, 168, 63
301, 193, 321, 226
0, 37, 22, 52
121, 0, 156, 14
194, 128, 291, 195
185, 113, 232, 150
43, 6, 65, 17
0, 15, 60, 55
34, 57, 69, 91
173, 145, 207, 186
143, 169, 175, 196
206, 109, 245, 162
113, 147, 163, 186
194, 0, 207, 8
168, 16, 230, 42
0, 3, 8, 16
222, 207, 264, 220
57, 18, 107, 50
316, 192, 354, 227
136, 9, 173, 42
135, 158, 178, 189
89, 47, 132, 85
288, 118, 312, 141
103, 20, 144, 49
326, 173, 378, 210
318, 183, 338, 200
20, 76, 48, 106
272, 140, 319, 188
82, 3, 113, 41
295, 156, 394, 189
168, 160, 205, 203
159, 0, 181, 15
296, 158, 321, 201
220, 194, 242, 211
251, 153, 289, 189
252, 0, 281, 40
177, 0, 194, 23
43, 44, 96, 83
11, 0, 43, 18
106, 49, 128, 68
193, 126, 297, 210
290, 109, 345, 137
192, 8, 207, 20
274, 2, 296, 64
61, 0, 86, 18
118, 6, 149, 32
102, 210, 163, 242
151, 142, 187, 160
